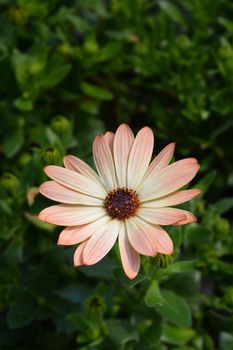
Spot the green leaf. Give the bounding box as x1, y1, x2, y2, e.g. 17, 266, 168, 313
185, 224, 213, 245
55, 284, 91, 304
3, 128, 24, 158
145, 280, 164, 307
220, 332, 233, 350
7, 301, 35, 329
40, 64, 71, 89
158, 1, 185, 24
195, 170, 216, 193
14, 97, 34, 111
215, 197, 233, 214
81, 82, 114, 100
154, 290, 192, 327
162, 323, 195, 346
106, 319, 139, 346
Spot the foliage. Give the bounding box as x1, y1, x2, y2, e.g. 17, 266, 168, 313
0, 0, 232, 349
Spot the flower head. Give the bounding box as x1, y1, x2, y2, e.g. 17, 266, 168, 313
39, 124, 200, 279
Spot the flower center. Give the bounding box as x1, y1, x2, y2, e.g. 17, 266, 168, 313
104, 187, 140, 220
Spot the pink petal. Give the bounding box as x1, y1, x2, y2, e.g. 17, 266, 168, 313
93, 135, 117, 190
173, 209, 197, 225
137, 207, 186, 225
64, 155, 102, 184
73, 241, 88, 267
126, 217, 158, 256
38, 205, 105, 226
143, 143, 175, 180
151, 225, 173, 254
141, 189, 201, 207
58, 216, 110, 245
113, 124, 134, 187
104, 131, 115, 154
44, 165, 106, 199
118, 222, 140, 279
127, 127, 154, 188
39, 181, 103, 205
139, 158, 200, 201
83, 219, 120, 265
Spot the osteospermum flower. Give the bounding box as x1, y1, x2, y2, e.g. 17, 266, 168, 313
39, 124, 200, 279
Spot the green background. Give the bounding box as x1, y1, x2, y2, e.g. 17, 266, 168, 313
0, 0, 233, 349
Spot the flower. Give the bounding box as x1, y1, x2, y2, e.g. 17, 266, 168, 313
38, 124, 200, 279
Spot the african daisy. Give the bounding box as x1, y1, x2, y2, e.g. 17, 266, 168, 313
39, 124, 200, 279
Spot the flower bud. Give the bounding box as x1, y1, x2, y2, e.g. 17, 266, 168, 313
50, 116, 70, 135
41, 147, 61, 165
0, 173, 19, 194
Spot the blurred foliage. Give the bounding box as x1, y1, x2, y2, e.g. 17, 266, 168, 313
0, 0, 233, 349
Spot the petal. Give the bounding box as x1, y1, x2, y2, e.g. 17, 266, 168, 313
127, 127, 154, 188
58, 216, 110, 245
125, 217, 158, 256
44, 165, 106, 199
118, 222, 140, 279
104, 131, 115, 154
173, 209, 197, 225
113, 124, 134, 187
137, 207, 186, 225
139, 158, 200, 201
64, 155, 102, 185
39, 181, 103, 206
83, 219, 120, 265
143, 143, 175, 181
93, 135, 117, 190
141, 189, 201, 207
73, 241, 88, 267
38, 205, 105, 226
151, 225, 173, 255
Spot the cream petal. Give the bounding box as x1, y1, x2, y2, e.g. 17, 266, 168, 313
141, 189, 201, 207
73, 241, 87, 267
64, 155, 102, 184
57, 216, 110, 245
39, 181, 103, 206
104, 131, 115, 154
93, 135, 117, 190
126, 217, 158, 256
83, 219, 120, 265
143, 143, 175, 181
118, 222, 140, 279
113, 124, 134, 187
137, 207, 186, 225
38, 205, 105, 226
139, 158, 200, 201
127, 127, 154, 188
44, 165, 106, 199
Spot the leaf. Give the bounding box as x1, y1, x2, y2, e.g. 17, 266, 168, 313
14, 97, 34, 111
164, 261, 196, 274
7, 301, 35, 329
185, 224, 213, 245
81, 82, 114, 100
215, 197, 233, 214
55, 284, 91, 304
158, 1, 185, 25
106, 319, 139, 346
154, 290, 192, 327
3, 128, 24, 158
195, 170, 216, 193
41, 64, 71, 89
220, 332, 233, 350
162, 323, 195, 346
145, 280, 164, 307
79, 257, 115, 279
